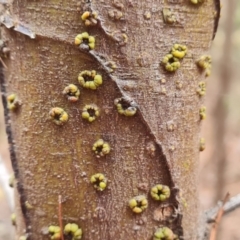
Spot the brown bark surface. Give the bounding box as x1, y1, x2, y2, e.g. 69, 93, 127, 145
0, 0, 219, 239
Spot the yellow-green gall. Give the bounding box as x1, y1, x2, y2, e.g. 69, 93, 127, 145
200, 138, 205, 151
49, 226, 61, 233
196, 81, 206, 96
167, 121, 175, 132
144, 11, 151, 20
161, 79, 166, 84
153, 227, 178, 240
9, 173, 14, 188
146, 141, 156, 157
205, 68, 211, 77
25, 201, 33, 209
82, 104, 100, 122
171, 44, 187, 59
64, 223, 83, 240
190, 0, 204, 4
92, 139, 111, 158
111, 32, 128, 46
11, 213, 16, 226
108, 9, 123, 20
74, 32, 95, 50
78, 70, 103, 90
175, 80, 183, 90
7, 94, 20, 110
197, 55, 211, 69
105, 61, 117, 73
49, 107, 69, 125
151, 184, 171, 201
114, 97, 137, 117
199, 106, 206, 120
63, 84, 80, 102
128, 195, 148, 214
196, 55, 212, 77
162, 8, 176, 24
113, 0, 124, 10
81, 11, 90, 21
48, 225, 61, 240
73, 229, 83, 240
19, 236, 27, 240
122, 33, 128, 44
81, 11, 98, 26
90, 173, 107, 191
162, 54, 180, 72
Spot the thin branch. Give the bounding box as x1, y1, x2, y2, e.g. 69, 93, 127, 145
206, 193, 240, 223
198, 193, 240, 240
58, 195, 64, 240
0, 57, 8, 69
0, 156, 14, 210
209, 193, 230, 240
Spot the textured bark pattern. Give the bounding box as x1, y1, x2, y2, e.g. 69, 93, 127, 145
0, 0, 219, 239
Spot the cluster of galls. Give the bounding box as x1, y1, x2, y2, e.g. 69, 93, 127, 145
48, 223, 82, 240
81, 11, 98, 26
196, 55, 212, 77
82, 104, 100, 123
90, 173, 107, 191
78, 70, 103, 90
162, 44, 187, 72
199, 106, 206, 120
62, 84, 80, 102
196, 81, 206, 96
162, 8, 176, 24
51, 69, 103, 125
49, 15, 102, 125
114, 97, 137, 117
195, 55, 210, 154
128, 195, 148, 214
128, 184, 171, 214
64, 223, 83, 240
153, 227, 179, 240
49, 107, 69, 126
151, 184, 171, 201
74, 32, 95, 50
199, 137, 206, 151
92, 139, 111, 158
48, 21, 139, 125
127, 186, 177, 238
7, 94, 20, 111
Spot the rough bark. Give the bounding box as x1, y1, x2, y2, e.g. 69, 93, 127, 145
0, 0, 220, 239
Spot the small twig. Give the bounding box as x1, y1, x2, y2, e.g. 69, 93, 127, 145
209, 193, 230, 240
0, 57, 8, 69
206, 193, 240, 222
0, 156, 14, 210
198, 193, 240, 240
58, 195, 64, 240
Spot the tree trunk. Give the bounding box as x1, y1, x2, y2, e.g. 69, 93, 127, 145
0, 0, 220, 239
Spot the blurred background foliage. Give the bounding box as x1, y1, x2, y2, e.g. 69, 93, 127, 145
0, 1, 239, 239
200, 0, 240, 239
